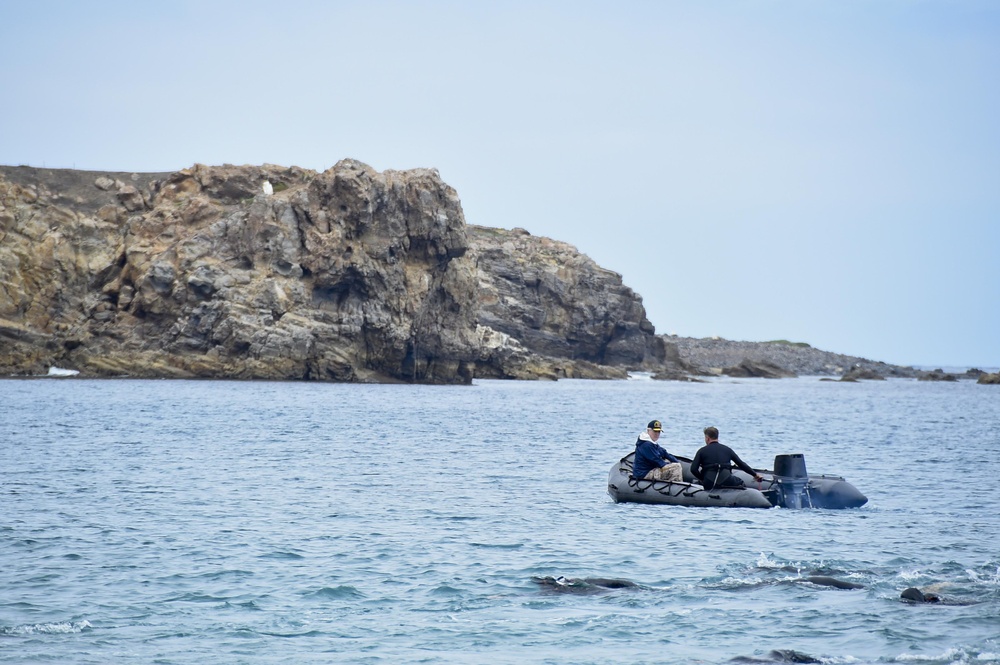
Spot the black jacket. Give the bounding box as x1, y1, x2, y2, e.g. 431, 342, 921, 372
690, 441, 756, 490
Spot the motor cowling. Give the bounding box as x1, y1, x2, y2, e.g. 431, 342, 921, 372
773, 454, 810, 509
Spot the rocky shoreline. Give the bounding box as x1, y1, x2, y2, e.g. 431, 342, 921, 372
673, 337, 915, 378
670, 336, 995, 382
1, 162, 994, 385
0, 162, 659, 383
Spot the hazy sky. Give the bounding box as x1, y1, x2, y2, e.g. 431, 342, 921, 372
2, 1, 997, 368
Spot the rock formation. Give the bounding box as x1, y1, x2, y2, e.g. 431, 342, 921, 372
0, 161, 958, 384
918, 369, 960, 382
2, 161, 487, 382
0, 161, 675, 383
840, 366, 886, 381
721, 358, 797, 379
673, 337, 919, 378
468, 226, 676, 371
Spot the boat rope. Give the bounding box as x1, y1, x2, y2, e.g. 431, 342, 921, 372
621, 456, 749, 499
625, 474, 689, 498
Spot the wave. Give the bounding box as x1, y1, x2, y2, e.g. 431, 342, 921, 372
714, 553, 1000, 605
0, 620, 91, 636
258, 551, 305, 560
302, 585, 364, 600
255, 629, 325, 639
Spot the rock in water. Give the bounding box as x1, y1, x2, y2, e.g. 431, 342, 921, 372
901, 587, 940, 603
978, 372, 1000, 385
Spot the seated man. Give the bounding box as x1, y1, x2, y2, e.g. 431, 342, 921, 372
690, 426, 763, 490
631, 419, 683, 483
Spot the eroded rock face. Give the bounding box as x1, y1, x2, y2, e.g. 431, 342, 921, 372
0, 162, 668, 382
468, 226, 670, 368
0, 161, 487, 382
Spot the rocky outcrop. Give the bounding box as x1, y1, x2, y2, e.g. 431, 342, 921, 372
468, 226, 681, 370
0, 162, 668, 383
840, 367, 886, 381
918, 369, 960, 382
978, 373, 1000, 385
1, 161, 491, 382
0, 162, 965, 385
721, 358, 797, 379
673, 337, 919, 378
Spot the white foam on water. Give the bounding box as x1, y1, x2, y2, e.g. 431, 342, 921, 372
2, 620, 91, 635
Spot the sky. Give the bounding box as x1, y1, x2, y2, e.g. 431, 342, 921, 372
2, 1, 997, 368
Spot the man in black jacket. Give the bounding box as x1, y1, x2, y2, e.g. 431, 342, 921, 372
690, 426, 763, 490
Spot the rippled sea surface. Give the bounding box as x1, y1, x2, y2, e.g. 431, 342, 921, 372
2, 376, 999, 664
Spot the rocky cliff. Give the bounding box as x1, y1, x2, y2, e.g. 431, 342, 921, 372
1, 161, 678, 383
468, 226, 678, 373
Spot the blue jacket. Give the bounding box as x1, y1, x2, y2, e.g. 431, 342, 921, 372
632, 432, 679, 480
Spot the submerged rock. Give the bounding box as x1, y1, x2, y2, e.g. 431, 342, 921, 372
531, 576, 641, 594
901, 587, 940, 603
730, 650, 821, 664
798, 576, 864, 590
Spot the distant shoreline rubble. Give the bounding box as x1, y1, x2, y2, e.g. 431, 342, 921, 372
668, 336, 993, 383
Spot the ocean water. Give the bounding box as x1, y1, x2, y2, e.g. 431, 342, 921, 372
2, 375, 998, 664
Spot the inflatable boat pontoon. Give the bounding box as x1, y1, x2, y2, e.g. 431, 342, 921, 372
607, 452, 867, 509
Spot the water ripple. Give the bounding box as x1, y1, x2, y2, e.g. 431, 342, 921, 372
1, 377, 997, 664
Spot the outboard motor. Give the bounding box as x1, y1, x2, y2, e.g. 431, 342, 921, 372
773, 454, 811, 509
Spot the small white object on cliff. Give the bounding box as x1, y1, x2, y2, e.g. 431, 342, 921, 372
261, 180, 273, 196
46, 367, 80, 377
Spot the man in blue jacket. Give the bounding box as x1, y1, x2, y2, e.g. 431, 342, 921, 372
632, 419, 683, 482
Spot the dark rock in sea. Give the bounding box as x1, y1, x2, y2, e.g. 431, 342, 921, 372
531, 576, 641, 594
722, 358, 797, 379
800, 576, 864, 590
651, 368, 706, 382
919, 369, 960, 382
978, 372, 1000, 385
730, 649, 821, 663
840, 366, 886, 381
901, 587, 940, 603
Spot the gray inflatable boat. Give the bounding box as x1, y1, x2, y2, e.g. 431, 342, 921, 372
607, 452, 867, 509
